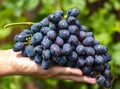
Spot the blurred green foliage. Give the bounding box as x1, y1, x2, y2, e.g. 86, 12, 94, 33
0, 0, 120, 89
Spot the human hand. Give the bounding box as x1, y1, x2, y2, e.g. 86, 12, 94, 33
1, 49, 96, 84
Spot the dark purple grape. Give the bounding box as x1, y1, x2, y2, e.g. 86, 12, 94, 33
47, 30, 57, 40
67, 8, 79, 17
77, 31, 86, 41
105, 80, 111, 88
68, 35, 79, 46
42, 59, 52, 70
48, 14, 57, 23
34, 45, 43, 55
82, 66, 92, 75
95, 65, 104, 72
41, 27, 50, 35
62, 43, 72, 55
14, 34, 27, 42
84, 47, 95, 56
85, 56, 94, 66
76, 45, 85, 55
31, 22, 42, 33
40, 18, 49, 27
80, 26, 87, 32
89, 71, 97, 77
34, 54, 42, 64
58, 20, 68, 29
22, 49, 27, 57
67, 16, 76, 25
94, 40, 99, 45
86, 32, 94, 37
30, 32, 43, 45
97, 75, 106, 87
59, 30, 70, 40
42, 50, 51, 60
68, 51, 78, 61
49, 23, 56, 31
103, 69, 111, 78
55, 36, 64, 47
95, 55, 105, 65
54, 10, 64, 16
77, 57, 85, 66
75, 19, 81, 27
52, 56, 60, 63
13, 42, 25, 52
41, 36, 52, 49
83, 37, 94, 46
94, 45, 108, 54
58, 56, 67, 65
104, 63, 111, 69
68, 25, 79, 35
50, 44, 61, 56
25, 46, 35, 58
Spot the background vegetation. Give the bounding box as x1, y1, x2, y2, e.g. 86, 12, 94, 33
0, 0, 120, 89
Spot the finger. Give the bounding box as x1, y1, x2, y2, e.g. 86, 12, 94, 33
50, 66, 83, 76
54, 75, 96, 84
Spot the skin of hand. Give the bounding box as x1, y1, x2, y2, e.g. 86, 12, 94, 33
0, 49, 96, 84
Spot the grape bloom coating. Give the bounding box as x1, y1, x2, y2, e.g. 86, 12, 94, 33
13, 8, 112, 88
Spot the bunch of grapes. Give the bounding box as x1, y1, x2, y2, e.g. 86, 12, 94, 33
13, 8, 112, 88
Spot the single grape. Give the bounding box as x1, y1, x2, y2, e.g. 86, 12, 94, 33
34, 45, 43, 55
41, 27, 50, 35
47, 30, 57, 40
50, 44, 61, 56
58, 56, 67, 66
55, 36, 64, 47
52, 56, 61, 63
68, 35, 79, 46
62, 43, 72, 55
14, 34, 27, 42
76, 45, 85, 55
80, 26, 87, 32
67, 8, 79, 17
41, 36, 52, 49
42, 59, 53, 70
86, 32, 94, 37
77, 31, 86, 41
68, 25, 79, 35
30, 32, 43, 45
34, 54, 42, 64
82, 66, 92, 75
25, 46, 35, 58
95, 64, 104, 72
94, 55, 105, 65
59, 30, 70, 40
67, 51, 78, 61
77, 57, 85, 66
58, 20, 68, 29
97, 75, 106, 87
67, 16, 76, 25
94, 45, 108, 54
31, 22, 42, 33
84, 47, 95, 56
54, 10, 64, 16
42, 50, 51, 60
40, 18, 49, 27
83, 37, 94, 46
13, 42, 25, 52
85, 56, 94, 66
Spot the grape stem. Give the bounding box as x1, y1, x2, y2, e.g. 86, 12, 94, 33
4, 22, 35, 28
